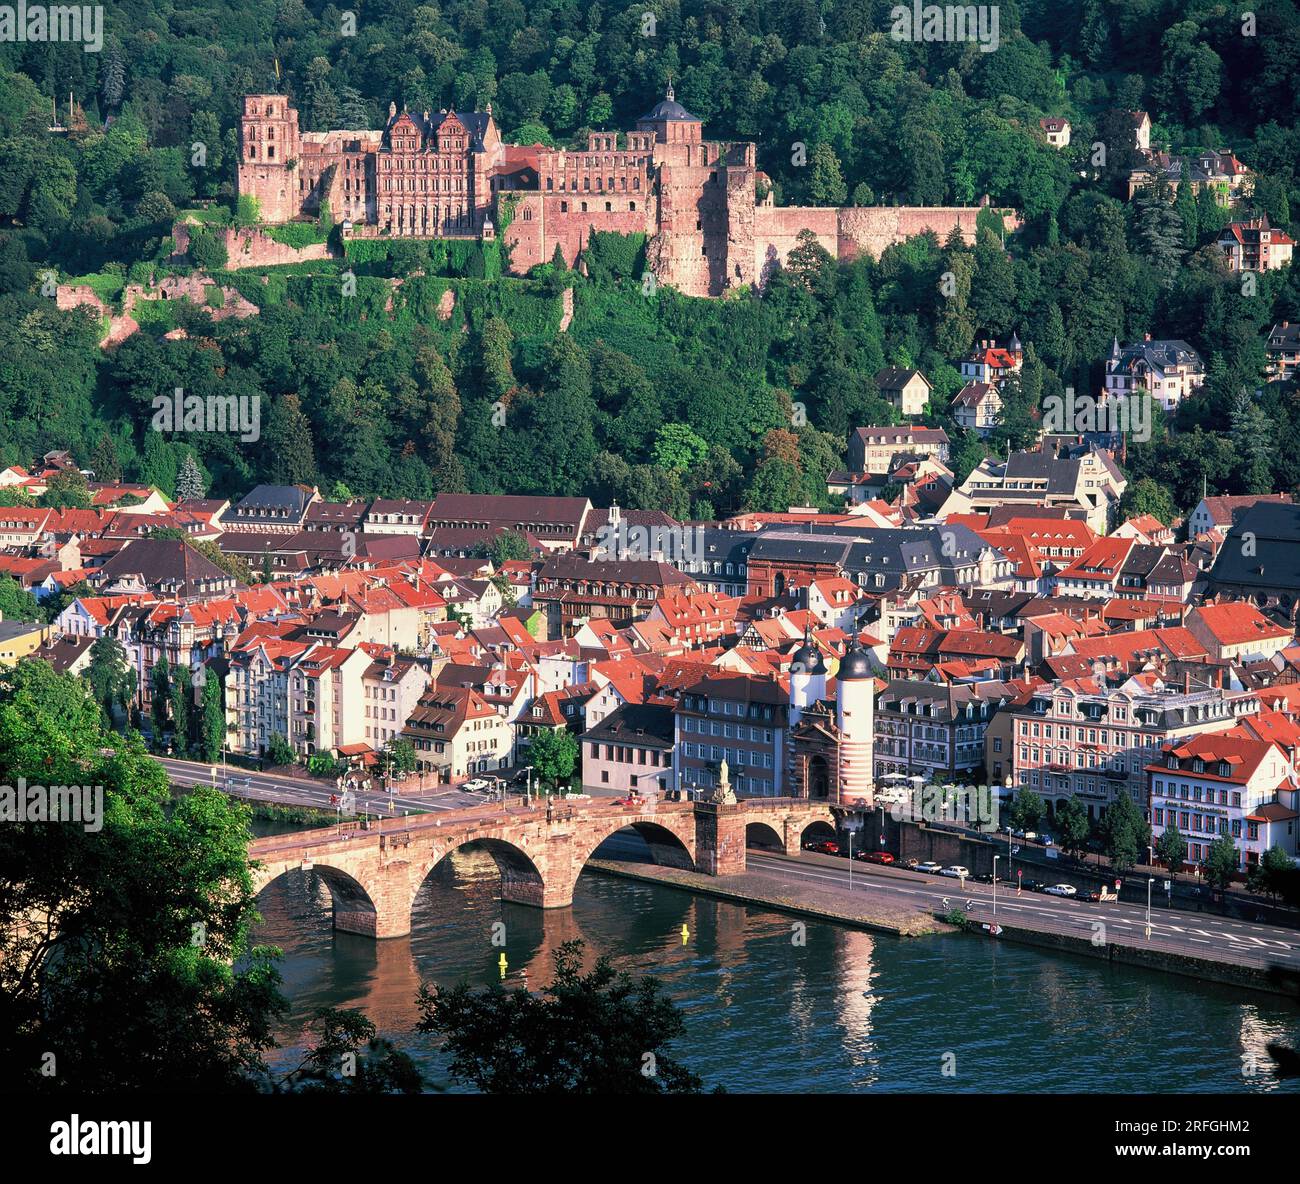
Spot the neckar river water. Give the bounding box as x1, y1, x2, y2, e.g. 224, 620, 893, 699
252, 841, 1300, 1093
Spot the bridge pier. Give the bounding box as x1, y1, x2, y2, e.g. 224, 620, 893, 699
693, 803, 747, 876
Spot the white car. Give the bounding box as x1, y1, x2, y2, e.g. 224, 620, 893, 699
916, 861, 944, 874
939, 865, 971, 878
1044, 884, 1077, 897
461, 778, 493, 794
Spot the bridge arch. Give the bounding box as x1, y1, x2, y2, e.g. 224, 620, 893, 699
252, 861, 385, 938
412, 835, 548, 912
798, 818, 837, 848
570, 813, 697, 882
745, 822, 784, 851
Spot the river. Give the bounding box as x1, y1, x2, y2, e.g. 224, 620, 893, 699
250, 832, 1300, 1093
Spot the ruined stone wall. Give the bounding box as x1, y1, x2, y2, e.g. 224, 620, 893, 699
57, 273, 259, 349
218, 226, 334, 270
502, 191, 649, 273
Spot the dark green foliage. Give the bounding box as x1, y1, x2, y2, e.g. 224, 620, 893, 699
0, 3, 1297, 517
416, 940, 707, 1094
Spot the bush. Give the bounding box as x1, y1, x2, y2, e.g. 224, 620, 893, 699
265, 221, 329, 250
188, 228, 228, 271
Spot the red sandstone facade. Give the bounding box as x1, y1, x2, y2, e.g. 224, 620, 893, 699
239, 88, 1017, 298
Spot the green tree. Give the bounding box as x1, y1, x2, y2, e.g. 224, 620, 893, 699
277, 1007, 422, 1094
416, 940, 707, 1094
528, 728, 579, 789
1119, 477, 1176, 525
1054, 797, 1090, 860
175, 453, 207, 501
199, 671, 224, 764
39, 470, 93, 510
1203, 834, 1238, 891
1009, 789, 1045, 833
169, 663, 192, 755
264, 394, 317, 486
807, 143, 848, 205
150, 654, 171, 746
0, 661, 287, 1091
266, 732, 295, 767
1156, 825, 1187, 875
652, 423, 709, 474
85, 635, 136, 729
386, 737, 417, 776
479, 529, 532, 565
1102, 792, 1151, 876
1255, 845, 1295, 901
0, 574, 41, 623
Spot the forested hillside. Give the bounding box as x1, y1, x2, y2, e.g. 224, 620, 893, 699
2, 0, 1300, 519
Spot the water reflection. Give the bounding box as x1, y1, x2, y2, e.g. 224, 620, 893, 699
251, 839, 1300, 1094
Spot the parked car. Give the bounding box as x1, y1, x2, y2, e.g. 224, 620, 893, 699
1078, 889, 1103, 902
1022, 879, 1047, 893
916, 861, 944, 874
804, 839, 840, 855
902, 857, 920, 868
859, 851, 895, 864
462, 778, 492, 794
939, 865, 971, 878
1043, 883, 1077, 897
1039, 833, 1054, 847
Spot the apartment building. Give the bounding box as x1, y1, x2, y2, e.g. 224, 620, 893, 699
942, 442, 1126, 535
581, 702, 675, 795
1147, 734, 1299, 870
402, 685, 514, 782
1009, 678, 1256, 820
673, 673, 791, 797
361, 653, 431, 749
874, 368, 933, 417
1186, 603, 1294, 665
847, 426, 950, 474
874, 679, 1018, 784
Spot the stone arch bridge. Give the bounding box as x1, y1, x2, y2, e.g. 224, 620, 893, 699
249, 797, 836, 938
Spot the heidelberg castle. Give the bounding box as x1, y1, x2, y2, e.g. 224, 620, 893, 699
238, 87, 1017, 298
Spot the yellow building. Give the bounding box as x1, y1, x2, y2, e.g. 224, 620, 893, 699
0, 617, 50, 666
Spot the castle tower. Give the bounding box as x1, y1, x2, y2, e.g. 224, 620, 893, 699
238, 95, 300, 223
835, 638, 875, 806
788, 631, 827, 727
636, 81, 703, 145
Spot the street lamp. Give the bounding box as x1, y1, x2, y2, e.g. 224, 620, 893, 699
1146, 876, 1154, 940
842, 814, 863, 892
993, 854, 1000, 924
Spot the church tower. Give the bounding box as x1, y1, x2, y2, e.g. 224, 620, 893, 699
835, 638, 875, 805
788, 630, 827, 728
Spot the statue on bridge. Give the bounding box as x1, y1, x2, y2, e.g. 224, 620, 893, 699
709, 759, 738, 806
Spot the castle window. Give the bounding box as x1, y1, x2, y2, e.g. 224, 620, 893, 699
630, 201, 636, 211
546, 177, 552, 191
561, 201, 568, 212
605, 202, 611, 212
581, 201, 587, 212
268, 147, 275, 159
523, 208, 532, 222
